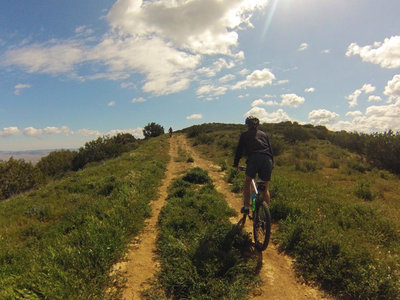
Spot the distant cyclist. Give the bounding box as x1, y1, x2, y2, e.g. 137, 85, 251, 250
169, 127, 173, 138
233, 116, 273, 215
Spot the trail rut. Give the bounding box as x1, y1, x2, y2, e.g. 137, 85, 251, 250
116, 135, 332, 299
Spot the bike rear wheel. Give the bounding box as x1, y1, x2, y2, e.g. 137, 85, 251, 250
253, 200, 271, 251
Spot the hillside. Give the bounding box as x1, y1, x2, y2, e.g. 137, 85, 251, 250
181, 122, 400, 299
1, 122, 400, 299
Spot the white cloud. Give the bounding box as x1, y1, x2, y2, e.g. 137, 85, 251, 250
23, 127, 43, 137
384, 74, 400, 102
345, 89, 362, 108
186, 114, 203, 120
308, 109, 339, 125
131, 97, 146, 103
0, 127, 20, 137
298, 43, 308, 51
346, 36, 400, 69
74, 25, 94, 36
345, 111, 363, 117
245, 107, 291, 123
368, 95, 382, 102
361, 83, 375, 94
2, 0, 268, 96
3, 40, 86, 75
304, 87, 315, 93
321, 49, 330, 54
218, 74, 236, 83
105, 128, 144, 139
232, 68, 275, 90
238, 93, 249, 99
276, 79, 289, 85
198, 58, 236, 77
77, 129, 102, 137
107, 0, 268, 55
238, 68, 249, 76
44, 126, 72, 135
108, 101, 116, 107
332, 99, 400, 132
251, 99, 278, 107
280, 93, 305, 107
14, 83, 32, 95
121, 82, 136, 89
196, 85, 227, 97
345, 84, 376, 107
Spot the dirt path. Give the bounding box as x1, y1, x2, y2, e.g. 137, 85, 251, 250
116, 134, 332, 299
114, 135, 186, 299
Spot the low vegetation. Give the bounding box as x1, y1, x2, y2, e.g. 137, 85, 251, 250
143, 167, 260, 299
183, 122, 400, 299
2, 121, 400, 299
0, 133, 139, 201
0, 136, 169, 299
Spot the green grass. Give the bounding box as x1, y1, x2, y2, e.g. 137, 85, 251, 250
143, 168, 260, 299
0, 136, 169, 299
185, 125, 400, 299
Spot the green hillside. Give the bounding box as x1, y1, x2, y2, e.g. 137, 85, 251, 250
181, 122, 400, 299
0, 136, 169, 299
1, 122, 400, 299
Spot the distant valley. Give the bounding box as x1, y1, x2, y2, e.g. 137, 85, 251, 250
0, 149, 61, 163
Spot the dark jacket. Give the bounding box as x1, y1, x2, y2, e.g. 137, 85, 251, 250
233, 128, 273, 166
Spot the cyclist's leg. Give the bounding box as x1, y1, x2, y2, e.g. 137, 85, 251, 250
244, 156, 257, 212
257, 155, 273, 206
258, 181, 270, 206
243, 175, 252, 208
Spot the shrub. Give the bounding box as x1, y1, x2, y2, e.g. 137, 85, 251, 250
283, 124, 312, 143
182, 167, 211, 184
295, 160, 318, 172
72, 133, 138, 170
194, 133, 214, 145
0, 158, 44, 200
329, 160, 340, 168
143, 122, 164, 139
36, 150, 76, 178
271, 138, 285, 156
354, 181, 374, 201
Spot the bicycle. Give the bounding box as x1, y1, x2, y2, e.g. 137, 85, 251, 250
238, 166, 271, 251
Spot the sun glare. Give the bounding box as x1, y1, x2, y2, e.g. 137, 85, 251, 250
261, 0, 279, 39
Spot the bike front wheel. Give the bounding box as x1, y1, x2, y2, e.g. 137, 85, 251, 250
253, 200, 271, 251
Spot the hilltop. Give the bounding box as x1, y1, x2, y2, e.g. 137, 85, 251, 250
1, 122, 399, 299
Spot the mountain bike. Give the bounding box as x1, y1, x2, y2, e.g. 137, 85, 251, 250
238, 167, 271, 251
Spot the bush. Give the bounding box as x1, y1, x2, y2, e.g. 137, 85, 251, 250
182, 167, 211, 184
283, 124, 312, 143
36, 150, 76, 178
354, 181, 374, 201
72, 133, 137, 170
194, 133, 214, 145
143, 122, 164, 139
271, 138, 285, 156
0, 158, 44, 200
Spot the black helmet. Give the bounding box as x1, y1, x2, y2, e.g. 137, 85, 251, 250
245, 116, 259, 128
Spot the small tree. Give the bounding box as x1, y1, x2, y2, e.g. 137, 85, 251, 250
143, 122, 164, 139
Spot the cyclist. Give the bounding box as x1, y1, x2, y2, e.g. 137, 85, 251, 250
233, 116, 273, 215
169, 127, 173, 137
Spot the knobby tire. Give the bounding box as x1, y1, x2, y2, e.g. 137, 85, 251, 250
253, 200, 271, 251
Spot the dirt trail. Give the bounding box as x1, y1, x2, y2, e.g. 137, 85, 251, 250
116, 135, 332, 299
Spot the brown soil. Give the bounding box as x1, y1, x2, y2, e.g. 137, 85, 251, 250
114, 135, 333, 299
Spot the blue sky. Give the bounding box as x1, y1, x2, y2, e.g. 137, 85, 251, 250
1, 0, 399, 151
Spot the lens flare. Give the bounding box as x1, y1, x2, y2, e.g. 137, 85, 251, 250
261, 0, 279, 39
